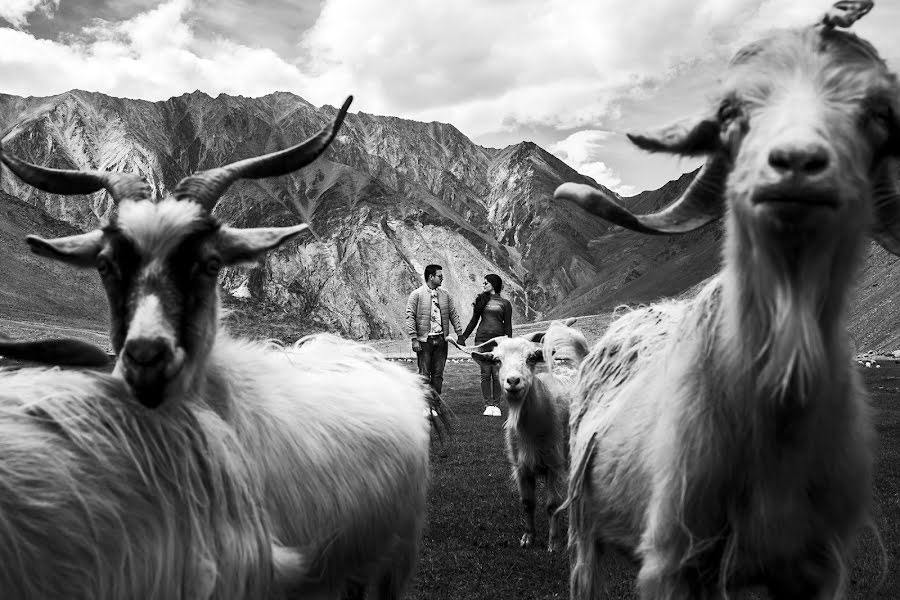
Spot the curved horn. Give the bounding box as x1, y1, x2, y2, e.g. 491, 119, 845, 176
448, 336, 505, 355
626, 118, 721, 157
0, 142, 151, 204
870, 159, 900, 255
174, 95, 353, 211
554, 153, 730, 235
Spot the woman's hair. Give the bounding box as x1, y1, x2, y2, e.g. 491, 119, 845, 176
473, 274, 503, 314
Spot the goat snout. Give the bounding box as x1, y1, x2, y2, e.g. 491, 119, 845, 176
124, 337, 170, 368
507, 375, 521, 387
119, 337, 185, 408
767, 140, 832, 180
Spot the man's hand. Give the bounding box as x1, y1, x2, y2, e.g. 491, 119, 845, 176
411, 339, 422, 353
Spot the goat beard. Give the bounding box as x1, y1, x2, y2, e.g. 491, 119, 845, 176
721, 219, 862, 407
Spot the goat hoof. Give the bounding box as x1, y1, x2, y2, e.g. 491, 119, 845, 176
520, 533, 534, 548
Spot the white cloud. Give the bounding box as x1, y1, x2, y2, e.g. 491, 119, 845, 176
294, 0, 880, 139
2, 0, 900, 194
0, 0, 313, 100
549, 130, 637, 197
0, 0, 57, 28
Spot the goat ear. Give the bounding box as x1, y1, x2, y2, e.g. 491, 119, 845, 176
527, 348, 545, 363
562, 317, 577, 327
217, 224, 310, 265
870, 159, 900, 255
26, 230, 103, 267
522, 332, 545, 343
0, 337, 111, 366
627, 116, 720, 156
472, 351, 494, 362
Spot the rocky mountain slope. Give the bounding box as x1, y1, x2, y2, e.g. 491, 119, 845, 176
0, 89, 609, 340
2, 90, 900, 351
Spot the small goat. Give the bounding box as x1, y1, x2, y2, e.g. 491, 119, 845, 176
540, 317, 589, 377
556, 4, 893, 598
3, 96, 432, 599
456, 323, 588, 552
0, 366, 305, 599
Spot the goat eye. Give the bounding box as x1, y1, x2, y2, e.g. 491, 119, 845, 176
97, 256, 115, 278
718, 101, 742, 123
203, 256, 223, 276
868, 103, 893, 129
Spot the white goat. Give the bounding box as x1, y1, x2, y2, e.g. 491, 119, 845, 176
457, 323, 588, 552
2, 96, 433, 599
556, 6, 894, 598
0, 366, 306, 600
540, 317, 589, 378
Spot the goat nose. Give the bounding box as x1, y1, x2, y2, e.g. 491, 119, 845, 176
123, 337, 170, 367
767, 142, 830, 177
507, 376, 521, 387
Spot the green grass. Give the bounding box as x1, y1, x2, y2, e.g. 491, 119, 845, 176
406, 360, 900, 599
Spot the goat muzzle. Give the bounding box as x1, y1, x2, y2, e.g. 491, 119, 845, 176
118, 338, 185, 408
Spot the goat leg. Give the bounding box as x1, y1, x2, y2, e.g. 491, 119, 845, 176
517, 467, 537, 548
546, 468, 567, 553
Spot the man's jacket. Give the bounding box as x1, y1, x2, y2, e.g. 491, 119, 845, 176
405, 285, 463, 342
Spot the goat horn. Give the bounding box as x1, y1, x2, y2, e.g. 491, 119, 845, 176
173, 95, 353, 211
448, 336, 506, 354
870, 159, 900, 255
0, 142, 151, 204
554, 152, 730, 234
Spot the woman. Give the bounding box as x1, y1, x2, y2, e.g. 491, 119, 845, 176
459, 274, 513, 417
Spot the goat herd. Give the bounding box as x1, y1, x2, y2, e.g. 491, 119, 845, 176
0, 3, 898, 599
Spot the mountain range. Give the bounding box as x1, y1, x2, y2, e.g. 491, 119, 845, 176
2, 90, 900, 352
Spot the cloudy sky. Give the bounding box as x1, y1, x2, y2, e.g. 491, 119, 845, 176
2, 0, 899, 196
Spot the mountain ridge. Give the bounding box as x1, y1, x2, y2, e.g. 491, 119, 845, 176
2, 89, 900, 352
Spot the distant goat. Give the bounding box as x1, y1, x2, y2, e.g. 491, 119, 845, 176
0, 366, 305, 599
557, 5, 892, 598
539, 317, 590, 377
456, 322, 588, 552
2, 96, 432, 599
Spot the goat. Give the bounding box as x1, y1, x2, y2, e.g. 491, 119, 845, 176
556, 4, 894, 598
454, 325, 588, 552
0, 366, 307, 599
539, 317, 590, 377
2, 96, 433, 599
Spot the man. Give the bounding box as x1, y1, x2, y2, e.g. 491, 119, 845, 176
406, 264, 463, 395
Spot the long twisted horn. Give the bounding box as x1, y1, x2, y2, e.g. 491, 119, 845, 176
173, 95, 353, 211
0, 143, 151, 204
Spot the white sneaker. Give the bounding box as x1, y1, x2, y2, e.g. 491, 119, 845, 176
483, 405, 501, 417
492, 406, 502, 416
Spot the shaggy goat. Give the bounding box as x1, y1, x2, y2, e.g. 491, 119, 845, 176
456, 325, 588, 552
556, 5, 894, 598
0, 366, 306, 600
539, 317, 590, 377
2, 96, 432, 599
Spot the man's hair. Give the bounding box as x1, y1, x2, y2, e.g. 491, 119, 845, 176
424, 264, 443, 281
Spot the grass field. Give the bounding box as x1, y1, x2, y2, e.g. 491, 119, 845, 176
407, 360, 900, 600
